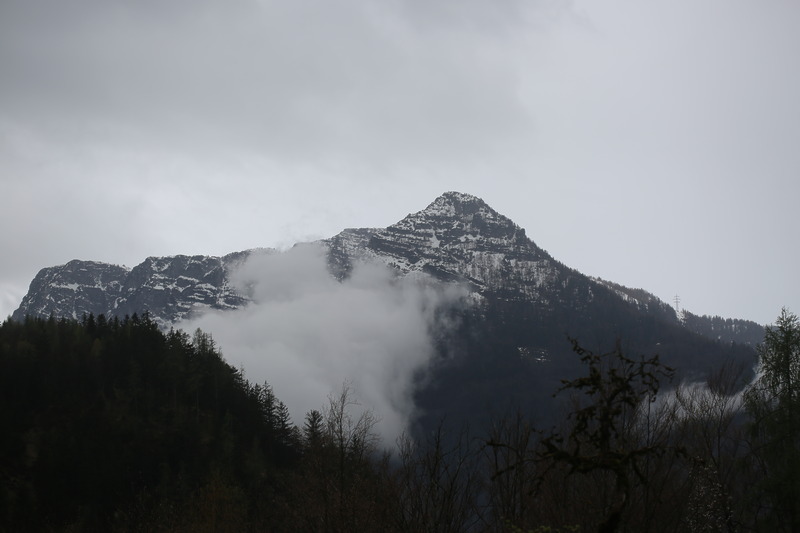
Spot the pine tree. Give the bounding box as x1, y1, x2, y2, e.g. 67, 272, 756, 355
744, 308, 800, 532
303, 409, 325, 451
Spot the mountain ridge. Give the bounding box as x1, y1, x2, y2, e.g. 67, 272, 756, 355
12, 251, 254, 327
11, 191, 764, 431
11, 191, 763, 350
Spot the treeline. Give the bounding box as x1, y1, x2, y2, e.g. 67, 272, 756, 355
1, 311, 798, 532
682, 311, 766, 347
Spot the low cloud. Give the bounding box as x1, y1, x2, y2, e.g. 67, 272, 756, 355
177, 244, 465, 443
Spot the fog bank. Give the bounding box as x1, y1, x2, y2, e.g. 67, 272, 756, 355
178, 244, 466, 443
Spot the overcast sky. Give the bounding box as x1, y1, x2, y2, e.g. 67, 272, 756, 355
1, 0, 798, 326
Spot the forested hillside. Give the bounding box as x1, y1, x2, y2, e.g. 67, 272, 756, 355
1, 312, 798, 532
0, 314, 303, 530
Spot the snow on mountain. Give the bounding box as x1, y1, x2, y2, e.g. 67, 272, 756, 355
12, 252, 255, 328
323, 191, 559, 300
11, 191, 762, 346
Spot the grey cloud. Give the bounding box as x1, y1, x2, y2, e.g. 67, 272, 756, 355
0, 0, 537, 166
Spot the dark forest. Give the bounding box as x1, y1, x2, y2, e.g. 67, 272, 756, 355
1, 311, 798, 532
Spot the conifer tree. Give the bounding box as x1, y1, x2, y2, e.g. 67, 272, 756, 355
303, 409, 325, 450
744, 308, 800, 532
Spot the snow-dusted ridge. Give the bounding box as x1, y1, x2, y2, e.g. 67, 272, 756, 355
322, 190, 557, 302
11, 192, 764, 346
12, 252, 256, 327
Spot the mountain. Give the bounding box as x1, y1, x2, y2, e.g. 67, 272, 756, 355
12, 252, 253, 328
11, 191, 762, 428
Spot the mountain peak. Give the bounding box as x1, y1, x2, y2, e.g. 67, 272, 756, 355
395, 191, 522, 244
421, 191, 494, 218
326, 190, 555, 298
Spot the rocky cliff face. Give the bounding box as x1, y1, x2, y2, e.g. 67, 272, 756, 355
13, 260, 129, 322
323, 192, 561, 301
13, 252, 253, 328
14, 192, 566, 323
12, 191, 763, 347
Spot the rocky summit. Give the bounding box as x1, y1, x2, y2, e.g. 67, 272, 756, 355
324, 191, 558, 300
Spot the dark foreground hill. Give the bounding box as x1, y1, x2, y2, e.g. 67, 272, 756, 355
2, 310, 792, 532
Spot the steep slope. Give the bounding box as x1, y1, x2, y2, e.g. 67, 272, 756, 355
318, 192, 759, 426
12, 260, 129, 321
324, 192, 559, 300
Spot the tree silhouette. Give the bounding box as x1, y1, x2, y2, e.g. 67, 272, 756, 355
744, 308, 800, 532
537, 339, 678, 532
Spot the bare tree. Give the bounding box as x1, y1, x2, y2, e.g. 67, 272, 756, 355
483, 411, 540, 531
394, 421, 481, 533
535, 339, 681, 533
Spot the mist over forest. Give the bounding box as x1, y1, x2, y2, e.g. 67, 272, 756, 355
2, 306, 799, 531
